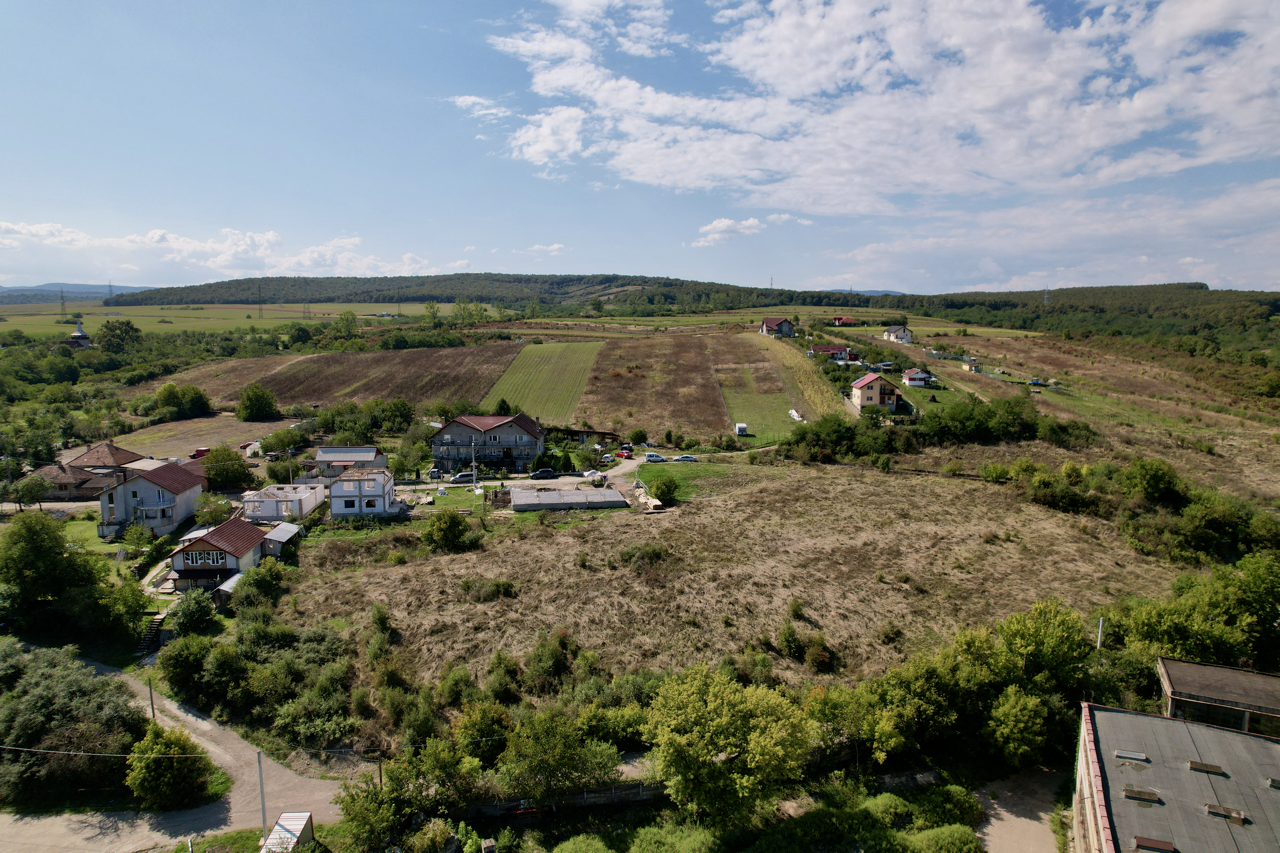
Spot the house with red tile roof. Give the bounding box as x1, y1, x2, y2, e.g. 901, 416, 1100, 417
850, 373, 904, 415
165, 517, 267, 592
903, 367, 935, 387
431, 413, 546, 474
808, 344, 851, 361
95, 462, 204, 539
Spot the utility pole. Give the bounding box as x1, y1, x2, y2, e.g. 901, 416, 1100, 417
59, 288, 65, 318
1044, 282, 1049, 306
148, 677, 155, 719
108, 279, 113, 301
258, 752, 268, 843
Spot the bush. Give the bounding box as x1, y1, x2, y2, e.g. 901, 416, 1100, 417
237, 382, 279, 421
169, 589, 216, 636
864, 792, 914, 830
628, 823, 718, 853
554, 837, 611, 853
628, 428, 648, 445
778, 621, 803, 659
649, 474, 679, 506
905, 824, 984, 853
157, 634, 215, 704
424, 509, 471, 553
979, 463, 1010, 483
906, 785, 983, 831
125, 722, 218, 810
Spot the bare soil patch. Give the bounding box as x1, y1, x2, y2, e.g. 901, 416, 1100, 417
574, 336, 731, 440
288, 461, 1177, 685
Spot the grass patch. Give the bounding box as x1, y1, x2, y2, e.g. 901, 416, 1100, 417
482, 341, 603, 423
636, 461, 770, 501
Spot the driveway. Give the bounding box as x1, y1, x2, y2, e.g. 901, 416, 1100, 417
0, 666, 343, 853
975, 766, 1063, 853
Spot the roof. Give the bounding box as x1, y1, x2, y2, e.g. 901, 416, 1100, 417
131, 463, 205, 495
26, 463, 96, 486
264, 812, 314, 852
853, 373, 897, 390
68, 441, 144, 469
1159, 658, 1280, 716
315, 446, 383, 464
1082, 702, 1280, 853
124, 458, 171, 471
510, 488, 629, 512
181, 517, 266, 558
215, 572, 244, 595
445, 413, 546, 439
761, 317, 791, 330
811, 345, 848, 355
264, 522, 301, 543
903, 368, 932, 378
884, 325, 909, 334
335, 467, 393, 482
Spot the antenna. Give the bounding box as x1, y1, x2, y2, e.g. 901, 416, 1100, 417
108, 279, 113, 301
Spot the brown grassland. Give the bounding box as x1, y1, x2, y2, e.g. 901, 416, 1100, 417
289, 458, 1179, 685
146, 343, 525, 408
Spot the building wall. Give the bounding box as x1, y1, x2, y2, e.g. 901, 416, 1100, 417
330, 474, 395, 516
98, 483, 200, 538
433, 422, 544, 473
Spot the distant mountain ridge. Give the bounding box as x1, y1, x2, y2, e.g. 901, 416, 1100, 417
825, 288, 906, 296
0, 282, 156, 305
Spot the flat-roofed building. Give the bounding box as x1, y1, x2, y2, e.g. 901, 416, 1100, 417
1157, 657, 1280, 738
1074, 702, 1280, 853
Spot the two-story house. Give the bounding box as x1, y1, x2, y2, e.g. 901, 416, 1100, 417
759, 318, 796, 338
329, 468, 399, 517
314, 446, 387, 478
96, 463, 204, 539
850, 373, 903, 415
165, 517, 266, 592
241, 483, 325, 522
431, 414, 546, 475
883, 325, 912, 344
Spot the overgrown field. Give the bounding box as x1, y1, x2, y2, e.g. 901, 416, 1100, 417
573, 336, 731, 440
289, 457, 1178, 684
147, 343, 524, 409
62, 412, 278, 461
480, 341, 602, 423
706, 334, 798, 443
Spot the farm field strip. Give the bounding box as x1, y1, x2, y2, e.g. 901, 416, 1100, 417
481, 342, 603, 423
705, 334, 799, 444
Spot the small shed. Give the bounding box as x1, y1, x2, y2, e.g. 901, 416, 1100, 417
510, 489, 630, 512
263, 522, 302, 558
264, 811, 315, 852
212, 572, 243, 608
736, 423, 748, 436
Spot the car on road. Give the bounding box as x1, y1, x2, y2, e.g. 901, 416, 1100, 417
615, 450, 633, 459
673, 455, 697, 462
449, 472, 475, 484
530, 468, 559, 480
644, 452, 667, 463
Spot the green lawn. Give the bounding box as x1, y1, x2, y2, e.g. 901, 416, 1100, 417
715, 366, 797, 446
481, 341, 603, 423
636, 460, 771, 500
898, 381, 968, 414
64, 519, 119, 555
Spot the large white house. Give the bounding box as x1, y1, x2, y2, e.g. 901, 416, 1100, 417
241, 483, 325, 522
314, 446, 387, 478
329, 468, 400, 517
96, 463, 204, 539
883, 325, 912, 344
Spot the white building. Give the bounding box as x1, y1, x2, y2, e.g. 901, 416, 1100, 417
164, 517, 266, 592
314, 446, 386, 478
883, 325, 912, 344
241, 483, 325, 522
96, 463, 204, 539
329, 468, 400, 517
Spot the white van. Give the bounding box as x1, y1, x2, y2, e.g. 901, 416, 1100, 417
644, 452, 667, 463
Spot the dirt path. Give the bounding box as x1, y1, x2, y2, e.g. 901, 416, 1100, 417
975, 766, 1063, 853
0, 666, 342, 853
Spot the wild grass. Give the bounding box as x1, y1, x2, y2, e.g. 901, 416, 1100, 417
481, 341, 603, 423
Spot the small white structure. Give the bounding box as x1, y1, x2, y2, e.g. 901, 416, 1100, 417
264, 811, 314, 852
903, 368, 934, 387
329, 468, 398, 517
242, 483, 325, 522
736, 423, 748, 436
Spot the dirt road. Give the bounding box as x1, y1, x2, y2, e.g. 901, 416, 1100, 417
975, 766, 1063, 853
0, 667, 342, 853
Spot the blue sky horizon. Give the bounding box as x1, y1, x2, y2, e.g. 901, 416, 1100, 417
2, 0, 1278, 295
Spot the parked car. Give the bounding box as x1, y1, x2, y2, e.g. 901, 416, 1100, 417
620, 444, 632, 452
427, 468, 442, 480
530, 468, 559, 480
601, 454, 614, 463
615, 450, 633, 459
449, 472, 475, 484
674, 455, 697, 463
644, 452, 667, 463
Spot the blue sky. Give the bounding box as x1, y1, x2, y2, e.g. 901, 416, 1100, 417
1, 0, 1278, 294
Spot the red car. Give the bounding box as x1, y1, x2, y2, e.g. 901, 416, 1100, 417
615, 450, 633, 459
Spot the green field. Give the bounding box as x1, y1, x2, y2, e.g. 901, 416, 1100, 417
636, 460, 769, 500
715, 366, 798, 445
0, 300, 484, 336
898, 380, 968, 414
480, 341, 603, 424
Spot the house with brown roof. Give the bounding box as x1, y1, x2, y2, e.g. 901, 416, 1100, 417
759, 318, 796, 338
850, 373, 903, 415
68, 440, 144, 474
20, 463, 117, 501
431, 413, 546, 474
164, 517, 266, 591
832, 317, 861, 326
903, 367, 935, 387
96, 462, 204, 539
883, 325, 912, 344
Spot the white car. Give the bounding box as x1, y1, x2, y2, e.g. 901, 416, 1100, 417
644, 452, 667, 463
601, 454, 614, 463
674, 455, 697, 463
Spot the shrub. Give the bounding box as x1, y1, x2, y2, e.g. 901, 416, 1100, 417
406, 818, 454, 853
628, 823, 717, 853
979, 463, 1010, 483
804, 634, 833, 673
649, 474, 679, 506
907, 785, 983, 830
778, 621, 803, 659
157, 634, 215, 704
424, 509, 471, 553
169, 589, 216, 636
941, 460, 962, 477
125, 723, 217, 810
864, 792, 914, 830
237, 382, 279, 421
788, 598, 805, 620
554, 836, 611, 853
905, 824, 984, 853
629, 428, 648, 445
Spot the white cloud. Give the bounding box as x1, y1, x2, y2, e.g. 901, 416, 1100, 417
448, 95, 512, 121
464, 245, 477, 252
766, 213, 794, 223
527, 243, 566, 254
692, 217, 764, 247
509, 106, 587, 164
0, 222, 439, 287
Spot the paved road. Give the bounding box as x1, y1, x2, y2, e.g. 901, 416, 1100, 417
0, 666, 342, 853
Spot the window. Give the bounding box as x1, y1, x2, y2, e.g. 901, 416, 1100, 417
489, 434, 498, 443
365, 480, 376, 489
187, 551, 225, 566
518, 435, 526, 442
365, 499, 377, 508
130, 490, 138, 499
107, 493, 114, 505
344, 499, 355, 509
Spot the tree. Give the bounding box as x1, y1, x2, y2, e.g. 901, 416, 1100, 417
997, 598, 1090, 687
232, 557, 285, 608
125, 722, 217, 810
649, 474, 678, 506
169, 589, 216, 636
237, 383, 279, 422
335, 310, 359, 338
96, 319, 141, 354
643, 665, 815, 824
424, 509, 470, 553
195, 493, 234, 526
496, 711, 620, 803
13, 475, 48, 511
452, 701, 514, 768
157, 634, 214, 705
201, 444, 255, 491
424, 302, 441, 328
494, 398, 512, 416
0, 512, 98, 613
985, 685, 1047, 768
629, 428, 648, 445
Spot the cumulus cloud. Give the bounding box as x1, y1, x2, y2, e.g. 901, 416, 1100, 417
448, 95, 513, 121
447, 259, 472, 268
692, 217, 764, 247
527, 243, 566, 254
0, 222, 439, 287
509, 106, 588, 164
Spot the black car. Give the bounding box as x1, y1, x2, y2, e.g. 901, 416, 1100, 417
530, 468, 559, 480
